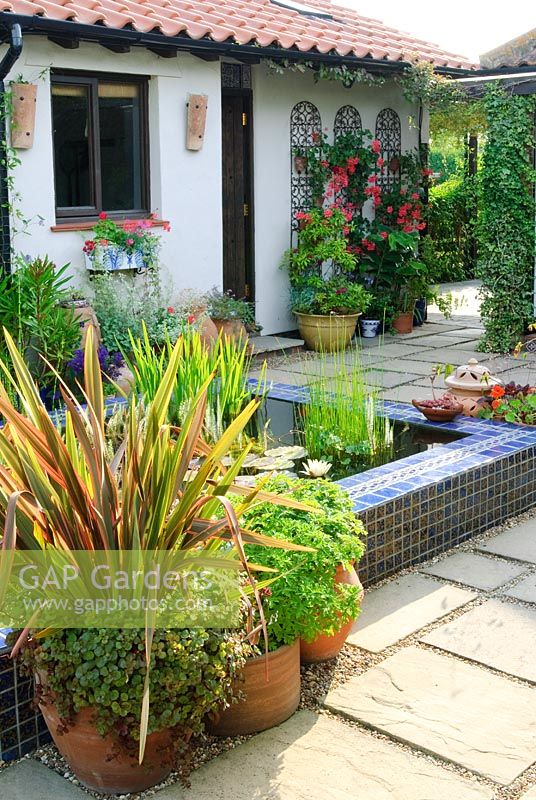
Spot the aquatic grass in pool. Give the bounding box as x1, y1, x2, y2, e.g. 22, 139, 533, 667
299, 350, 393, 479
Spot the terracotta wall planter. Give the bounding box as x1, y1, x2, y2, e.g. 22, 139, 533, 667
300, 564, 364, 664
206, 640, 300, 737
39, 701, 184, 794
392, 312, 414, 334
11, 83, 37, 149
295, 312, 360, 352
212, 318, 247, 341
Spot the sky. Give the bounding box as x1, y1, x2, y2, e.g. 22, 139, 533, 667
336, 0, 535, 61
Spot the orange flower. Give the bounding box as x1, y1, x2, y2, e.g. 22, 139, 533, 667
491, 385, 505, 399
491, 399, 503, 410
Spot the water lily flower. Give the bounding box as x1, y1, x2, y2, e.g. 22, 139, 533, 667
300, 459, 332, 478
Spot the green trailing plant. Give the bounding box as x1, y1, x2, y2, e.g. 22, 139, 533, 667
18, 629, 251, 745
298, 351, 393, 479
125, 324, 266, 443
243, 475, 366, 648
0, 256, 80, 393
476, 85, 536, 353
266, 59, 383, 89
398, 60, 465, 110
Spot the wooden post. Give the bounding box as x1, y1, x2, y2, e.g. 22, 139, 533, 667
186, 94, 208, 151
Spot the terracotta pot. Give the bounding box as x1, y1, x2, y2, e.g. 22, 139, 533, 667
411, 399, 463, 422
39, 701, 184, 794
295, 311, 360, 353
61, 300, 102, 348
11, 83, 37, 149
206, 640, 300, 737
199, 315, 219, 346
392, 312, 414, 334
212, 318, 247, 341
114, 365, 136, 395
300, 564, 364, 664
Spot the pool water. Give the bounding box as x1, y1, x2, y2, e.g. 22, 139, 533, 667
257, 398, 468, 481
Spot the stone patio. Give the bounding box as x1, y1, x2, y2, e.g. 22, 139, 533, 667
2, 515, 536, 799
249, 281, 536, 396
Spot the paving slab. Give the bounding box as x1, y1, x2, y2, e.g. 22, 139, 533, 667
348, 573, 476, 652
371, 359, 445, 377
157, 710, 493, 800
519, 788, 536, 800
503, 573, 536, 603
358, 342, 433, 358
409, 334, 479, 348
412, 348, 495, 364
324, 646, 536, 784
422, 598, 536, 683
420, 552, 527, 590
0, 759, 88, 800
364, 370, 422, 389
381, 384, 435, 403
477, 520, 536, 564
251, 368, 314, 387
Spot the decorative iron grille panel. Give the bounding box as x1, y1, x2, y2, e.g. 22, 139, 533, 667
221, 63, 251, 89
290, 101, 321, 235
375, 108, 401, 190
334, 105, 362, 138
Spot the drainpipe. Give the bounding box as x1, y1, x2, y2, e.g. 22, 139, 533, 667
0, 24, 23, 275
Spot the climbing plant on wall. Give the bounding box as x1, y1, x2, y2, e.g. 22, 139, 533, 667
477, 84, 536, 353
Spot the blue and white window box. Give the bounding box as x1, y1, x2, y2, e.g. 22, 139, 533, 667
84, 245, 148, 273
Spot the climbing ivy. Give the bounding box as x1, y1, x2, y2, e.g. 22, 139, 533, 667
476, 84, 536, 353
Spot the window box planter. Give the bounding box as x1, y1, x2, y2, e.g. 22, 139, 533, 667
84, 245, 148, 273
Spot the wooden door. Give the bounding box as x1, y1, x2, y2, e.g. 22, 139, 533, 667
221, 91, 254, 300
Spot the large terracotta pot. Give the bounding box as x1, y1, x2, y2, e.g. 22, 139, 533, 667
392, 312, 414, 334
39, 701, 184, 794
300, 563, 364, 664
197, 315, 219, 347
295, 312, 360, 353
206, 640, 300, 737
212, 318, 247, 341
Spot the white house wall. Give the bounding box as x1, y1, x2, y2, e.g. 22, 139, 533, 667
6, 40, 223, 301
5, 42, 419, 334
252, 65, 420, 334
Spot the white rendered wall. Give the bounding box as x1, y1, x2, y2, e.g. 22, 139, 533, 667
251, 65, 420, 334
5, 40, 223, 302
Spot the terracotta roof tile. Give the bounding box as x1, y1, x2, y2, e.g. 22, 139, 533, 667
1, 0, 475, 68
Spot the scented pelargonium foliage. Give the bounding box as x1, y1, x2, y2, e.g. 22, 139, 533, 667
243, 476, 366, 648
18, 629, 251, 740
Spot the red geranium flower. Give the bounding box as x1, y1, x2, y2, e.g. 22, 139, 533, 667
98, 211, 107, 220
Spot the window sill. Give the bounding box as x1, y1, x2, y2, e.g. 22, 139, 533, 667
51, 219, 170, 232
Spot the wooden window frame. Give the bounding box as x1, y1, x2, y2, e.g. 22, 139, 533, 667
51, 71, 150, 223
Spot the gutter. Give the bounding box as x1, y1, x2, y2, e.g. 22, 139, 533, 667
0, 13, 472, 77
0, 23, 23, 275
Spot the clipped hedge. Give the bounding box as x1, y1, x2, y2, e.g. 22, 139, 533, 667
423, 175, 476, 283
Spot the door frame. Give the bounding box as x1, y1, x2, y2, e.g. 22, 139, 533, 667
221, 86, 255, 302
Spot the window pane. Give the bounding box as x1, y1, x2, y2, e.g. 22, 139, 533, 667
52, 83, 92, 209
99, 82, 143, 210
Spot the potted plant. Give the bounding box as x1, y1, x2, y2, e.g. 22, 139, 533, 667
293, 146, 308, 175
243, 476, 366, 664
283, 206, 371, 352
0, 328, 310, 793
412, 363, 462, 421
206, 287, 255, 340
83, 213, 163, 272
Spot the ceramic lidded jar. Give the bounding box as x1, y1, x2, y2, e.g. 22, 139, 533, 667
445, 358, 503, 417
